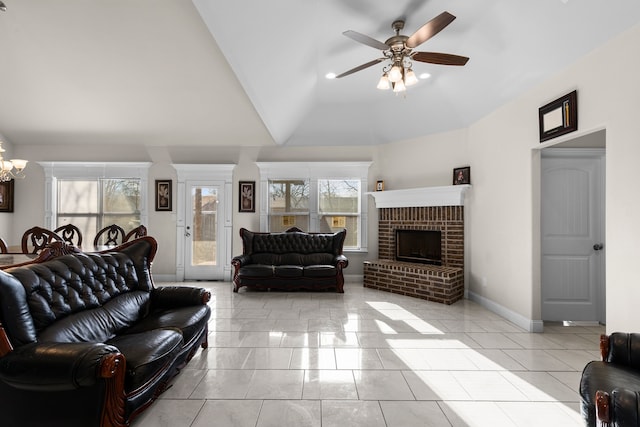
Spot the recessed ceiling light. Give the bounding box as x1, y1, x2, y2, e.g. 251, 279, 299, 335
325, 72, 337, 79
419, 73, 431, 79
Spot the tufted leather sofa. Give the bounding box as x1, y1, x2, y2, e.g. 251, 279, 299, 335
580, 333, 640, 426
232, 227, 349, 293
0, 237, 210, 427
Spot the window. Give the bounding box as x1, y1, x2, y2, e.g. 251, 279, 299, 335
318, 179, 360, 248
268, 179, 310, 232
258, 162, 371, 251
57, 178, 141, 242
40, 162, 150, 244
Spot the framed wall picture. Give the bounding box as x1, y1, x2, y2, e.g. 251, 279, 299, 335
239, 181, 255, 212
539, 90, 578, 142
376, 180, 385, 191
0, 179, 14, 212
155, 180, 172, 211
453, 167, 471, 185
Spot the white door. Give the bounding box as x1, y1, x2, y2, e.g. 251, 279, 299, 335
541, 150, 605, 322
184, 181, 225, 280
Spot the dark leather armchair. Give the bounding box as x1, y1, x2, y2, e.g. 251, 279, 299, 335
580, 333, 640, 426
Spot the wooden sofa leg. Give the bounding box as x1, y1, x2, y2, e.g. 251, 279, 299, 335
595, 390, 611, 426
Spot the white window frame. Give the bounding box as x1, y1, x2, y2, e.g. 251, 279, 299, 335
39, 162, 151, 230
256, 161, 371, 252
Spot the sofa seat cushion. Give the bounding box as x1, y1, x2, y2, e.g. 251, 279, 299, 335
303, 265, 337, 278
107, 328, 183, 392
273, 265, 303, 278
123, 305, 210, 348
239, 265, 274, 277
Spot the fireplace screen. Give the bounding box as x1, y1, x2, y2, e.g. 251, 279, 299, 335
395, 229, 442, 265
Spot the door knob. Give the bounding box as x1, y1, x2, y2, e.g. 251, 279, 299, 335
593, 243, 604, 251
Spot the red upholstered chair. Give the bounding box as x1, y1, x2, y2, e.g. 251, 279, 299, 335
21, 227, 63, 254
93, 224, 126, 248
124, 225, 148, 242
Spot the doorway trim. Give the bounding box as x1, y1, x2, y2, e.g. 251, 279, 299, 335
532, 127, 606, 330
173, 164, 235, 282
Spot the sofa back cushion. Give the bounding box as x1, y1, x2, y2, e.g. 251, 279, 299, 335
0, 238, 155, 347
240, 228, 346, 262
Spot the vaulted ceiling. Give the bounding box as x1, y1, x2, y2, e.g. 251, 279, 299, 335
1, 1, 639, 149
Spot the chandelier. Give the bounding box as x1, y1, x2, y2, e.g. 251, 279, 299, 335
0, 141, 28, 182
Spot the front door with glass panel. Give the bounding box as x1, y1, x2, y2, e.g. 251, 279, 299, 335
184, 182, 224, 280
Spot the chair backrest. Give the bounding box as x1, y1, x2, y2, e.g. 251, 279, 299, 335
0, 237, 8, 254
93, 224, 126, 248
124, 225, 148, 242
53, 224, 83, 248
21, 227, 63, 254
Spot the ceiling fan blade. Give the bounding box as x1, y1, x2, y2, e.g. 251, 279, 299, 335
406, 11, 456, 49
343, 30, 389, 51
335, 58, 386, 78
412, 51, 469, 66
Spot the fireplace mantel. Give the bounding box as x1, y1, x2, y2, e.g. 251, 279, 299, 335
367, 184, 471, 208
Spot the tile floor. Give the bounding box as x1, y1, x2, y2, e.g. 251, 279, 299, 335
132, 281, 603, 427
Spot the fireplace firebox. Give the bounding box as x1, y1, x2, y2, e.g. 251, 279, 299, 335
395, 229, 442, 265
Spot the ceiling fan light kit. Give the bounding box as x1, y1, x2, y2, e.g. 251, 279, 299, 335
337, 11, 469, 94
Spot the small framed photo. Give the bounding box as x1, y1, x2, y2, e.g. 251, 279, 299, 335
376, 180, 385, 191
453, 167, 470, 185
155, 180, 172, 211
239, 181, 255, 212
0, 179, 14, 212
539, 90, 578, 142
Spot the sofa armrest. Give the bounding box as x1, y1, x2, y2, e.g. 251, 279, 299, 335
0, 342, 120, 391
152, 286, 211, 307
335, 254, 348, 269
602, 333, 640, 369
596, 389, 640, 426
232, 254, 252, 268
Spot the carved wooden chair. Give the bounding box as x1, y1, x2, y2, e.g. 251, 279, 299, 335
21, 226, 63, 254
54, 224, 83, 248
0, 237, 8, 254
124, 225, 148, 242
93, 224, 126, 248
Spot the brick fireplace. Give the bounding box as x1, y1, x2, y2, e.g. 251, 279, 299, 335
364, 185, 469, 304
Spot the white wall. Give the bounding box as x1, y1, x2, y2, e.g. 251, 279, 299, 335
466, 22, 640, 332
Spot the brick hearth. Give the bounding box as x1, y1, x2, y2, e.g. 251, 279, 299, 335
364, 205, 465, 304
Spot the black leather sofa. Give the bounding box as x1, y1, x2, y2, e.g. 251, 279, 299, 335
0, 237, 210, 427
580, 333, 640, 426
232, 227, 348, 293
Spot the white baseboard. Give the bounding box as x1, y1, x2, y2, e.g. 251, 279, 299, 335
468, 291, 544, 333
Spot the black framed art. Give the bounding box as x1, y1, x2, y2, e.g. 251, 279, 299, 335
0, 179, 14, 212
155, 180, 172, 211
453, 167, 470, 185
539, 90, 578, 142
239, 181, 255, 212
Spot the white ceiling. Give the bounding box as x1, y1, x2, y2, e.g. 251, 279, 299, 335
1, 1, 639, 149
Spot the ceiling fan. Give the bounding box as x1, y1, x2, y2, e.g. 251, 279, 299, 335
336, 11, 469, 92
